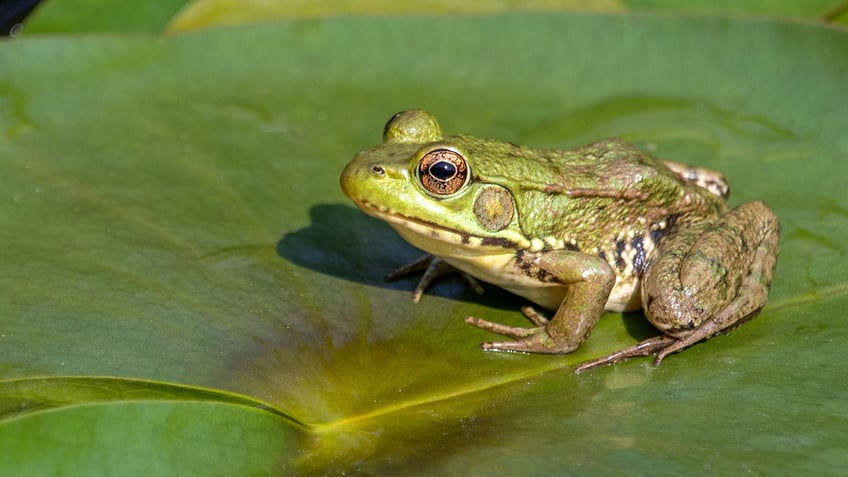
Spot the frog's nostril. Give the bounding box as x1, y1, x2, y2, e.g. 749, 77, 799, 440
371, 165, 386, 176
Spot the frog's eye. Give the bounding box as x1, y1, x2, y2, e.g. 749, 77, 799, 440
417, 149, 469, 196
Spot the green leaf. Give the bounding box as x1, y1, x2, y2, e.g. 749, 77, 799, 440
0, 376, 302, 421
2, 13, 847, 474
622, 0, 841, 18
0, 382, 304, 476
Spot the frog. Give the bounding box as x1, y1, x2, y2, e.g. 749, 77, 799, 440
340, 109, 779, 372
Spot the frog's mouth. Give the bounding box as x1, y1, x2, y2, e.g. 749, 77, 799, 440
355, 199, 523, 254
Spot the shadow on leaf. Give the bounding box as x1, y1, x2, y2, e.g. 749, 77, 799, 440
277, 203, 524, 309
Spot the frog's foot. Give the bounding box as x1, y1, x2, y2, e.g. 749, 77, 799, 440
661, 160, 730, 199
465, 307, 577, 354
652, 291, 764, 364
573, 335, 677, 373
385, 254, 484, 303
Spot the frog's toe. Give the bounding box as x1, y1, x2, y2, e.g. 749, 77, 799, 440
464, 316, 539, 339
653, 334, 699, 365
465, 317, 576, 354
384, 254, 433, 282
574, 335, 677, 373
386, 255, 485, 303
520, 306, 550, 326
460, 273, 485, 296
480, 333, 575, 354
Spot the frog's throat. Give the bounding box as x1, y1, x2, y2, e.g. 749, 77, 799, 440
357, 201, 530, 255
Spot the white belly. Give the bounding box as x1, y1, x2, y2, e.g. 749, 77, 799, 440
443, 254, 643, 314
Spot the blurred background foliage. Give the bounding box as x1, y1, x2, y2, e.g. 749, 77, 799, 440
3, 0, 847, 36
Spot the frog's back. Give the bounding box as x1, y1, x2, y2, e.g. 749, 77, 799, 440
462, 137, 674, 196
462, 136, 725, 283
460, 137, 706, 218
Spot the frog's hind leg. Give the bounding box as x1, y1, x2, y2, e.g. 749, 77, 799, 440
576, 201, 779, 372
646, 201, 779, 360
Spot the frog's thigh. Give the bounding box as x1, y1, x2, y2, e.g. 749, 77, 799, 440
642, 201, 779, 338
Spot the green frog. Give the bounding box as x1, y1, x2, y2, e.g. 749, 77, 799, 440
340, 110, 779, 372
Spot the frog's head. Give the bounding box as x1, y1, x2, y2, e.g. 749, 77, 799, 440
340, 110, 529, 257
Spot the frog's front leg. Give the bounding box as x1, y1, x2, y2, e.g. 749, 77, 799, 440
386, 254, 484, 303
576, 201, 779, 372
466, 252, 615, 353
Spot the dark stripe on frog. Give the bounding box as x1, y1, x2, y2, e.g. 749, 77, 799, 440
649, 227, 665, 246
538, 240, 580, 253
515, 250, 559, 283
650, 213, 680, 245
480, 236, 516, 248
707, 179, 730, 199
632, 234, 647, 276
359, 200, 520, 250
615, 240, 627, 270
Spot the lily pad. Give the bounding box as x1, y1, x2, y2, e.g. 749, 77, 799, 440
0, 378, 305, 475
1, 13, 847, 475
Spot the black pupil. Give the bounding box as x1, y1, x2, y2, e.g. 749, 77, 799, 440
429, 161, 456, 181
